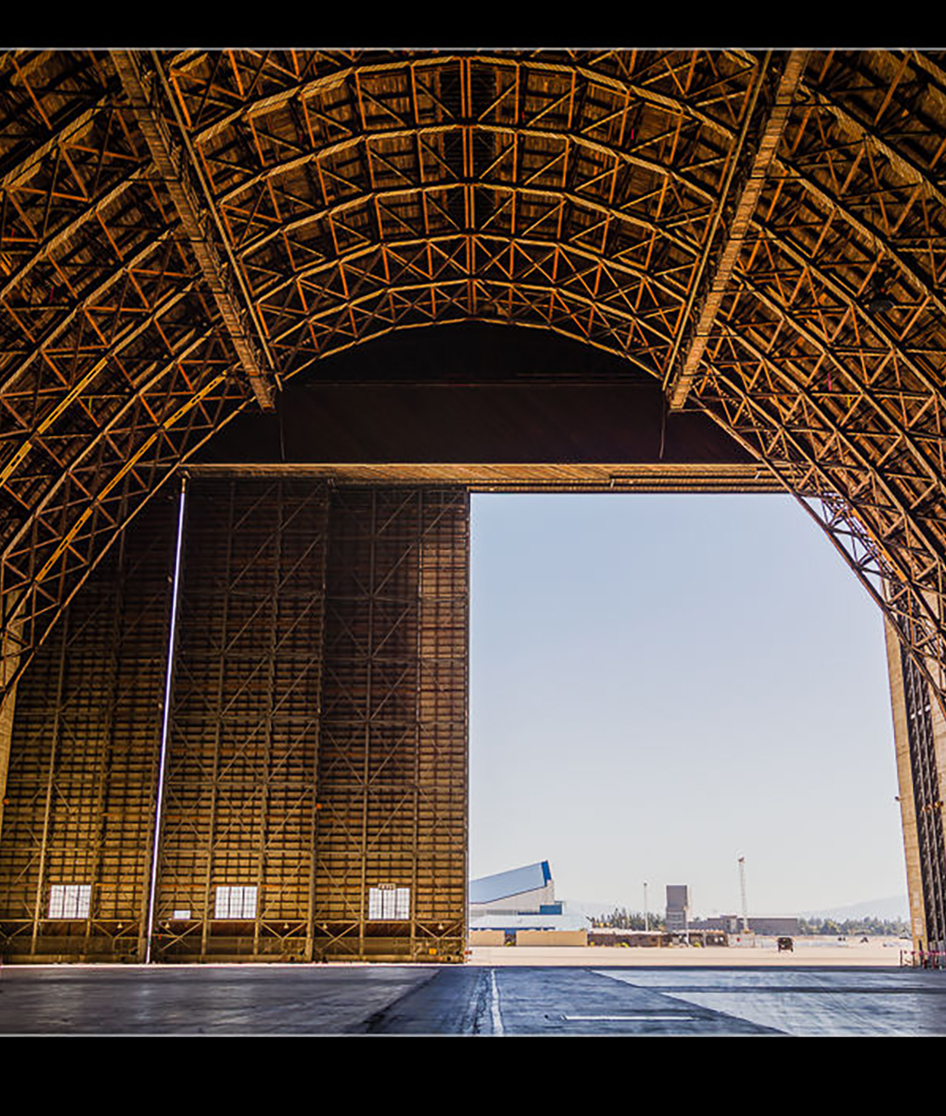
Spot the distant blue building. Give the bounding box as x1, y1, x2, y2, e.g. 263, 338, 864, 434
468, 861, 587, 933
470, 861, 558, 914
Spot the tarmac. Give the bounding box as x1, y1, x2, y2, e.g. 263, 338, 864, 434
471, 935, 910, 967
364, 964, 946, 1035
1, 947, 945, 1035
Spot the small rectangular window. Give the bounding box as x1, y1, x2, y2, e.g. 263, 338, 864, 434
214, 886, 257, 919
368, 885, 410, 920
48, 885, 91, 919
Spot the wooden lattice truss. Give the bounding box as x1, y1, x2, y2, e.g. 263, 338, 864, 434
3, 48, 946, 711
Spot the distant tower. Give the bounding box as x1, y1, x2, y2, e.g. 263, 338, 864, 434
738, 856, 749, 933
666, 885, 689, 932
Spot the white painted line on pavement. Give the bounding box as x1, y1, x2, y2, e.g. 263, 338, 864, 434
490, 968, 504, 1036
562, 1014, 701, 1022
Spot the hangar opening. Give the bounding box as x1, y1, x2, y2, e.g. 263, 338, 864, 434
467, 490, 908, 939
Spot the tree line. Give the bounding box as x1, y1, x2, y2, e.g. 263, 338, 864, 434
591, 910, 910, 936
797, 916, 910, 936
591, 908, 666, 931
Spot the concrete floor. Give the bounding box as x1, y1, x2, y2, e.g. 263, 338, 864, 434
0, 964, 438, 1035
3, 963, 946, 1034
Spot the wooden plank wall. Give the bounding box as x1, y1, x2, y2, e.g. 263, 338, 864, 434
0, 481, 469, 963
154, 478, 330, 961
0, 493, 178, 960
314, 488, 469, 961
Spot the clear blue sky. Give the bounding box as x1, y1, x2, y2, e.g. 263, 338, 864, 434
468, 493, 908, 918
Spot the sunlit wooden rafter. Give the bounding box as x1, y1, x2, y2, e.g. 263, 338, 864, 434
110, 50, 276, 410
666, 50, 809, 409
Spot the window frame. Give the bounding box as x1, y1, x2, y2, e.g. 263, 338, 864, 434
214, 885, 258, 920
367, 885, 411, 921
48, 884, 91, 919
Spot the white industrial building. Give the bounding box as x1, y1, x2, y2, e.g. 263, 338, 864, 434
468, 861, 588, 933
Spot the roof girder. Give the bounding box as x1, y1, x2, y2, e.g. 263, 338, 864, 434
666, 51, 809, 410
110, 50, 277, 410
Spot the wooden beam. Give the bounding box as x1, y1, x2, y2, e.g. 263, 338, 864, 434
0, 593, 23, 843
666, 50, 809, 411
884, 616, 929, 952
110, 50, 277, 411
803, 65, 946, 212
0, 96, 109, 193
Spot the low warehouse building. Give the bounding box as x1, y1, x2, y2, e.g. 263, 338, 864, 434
516, 930, 588, 947
691, 915, 800, 935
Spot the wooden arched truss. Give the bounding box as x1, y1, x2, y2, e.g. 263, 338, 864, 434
3, 46, 946, 727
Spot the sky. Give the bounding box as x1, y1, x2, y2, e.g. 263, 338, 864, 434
468, 492, 909, 919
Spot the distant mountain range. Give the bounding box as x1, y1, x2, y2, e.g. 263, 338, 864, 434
564, 895, 911, 922
799, 896, 909, 921
564, 899, 622, 919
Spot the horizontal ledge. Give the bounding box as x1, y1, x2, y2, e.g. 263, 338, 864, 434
183, 461, 786, 493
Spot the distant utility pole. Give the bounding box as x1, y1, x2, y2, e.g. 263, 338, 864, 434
643, 883, 649, 931
738, 856, 749, 934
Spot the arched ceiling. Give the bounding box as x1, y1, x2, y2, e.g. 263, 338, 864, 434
3, 48, 946, 706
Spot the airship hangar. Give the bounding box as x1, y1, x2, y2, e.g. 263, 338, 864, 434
0, 49, 944, 975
